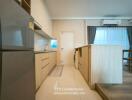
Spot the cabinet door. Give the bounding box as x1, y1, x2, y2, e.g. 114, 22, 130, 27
88, 46, 91, 86
81, 47, 86, 79
41, 63, 49, 82
35, 52, 57, 90
35, 54, 42, 90
49, 52, 57, 71
83, 47, 89, 82
48, 53, 53, 71
39, 53, 50, 83
52, 52, 57, 67
78, 48, 83, 73
2, 51, 35, 100
78, 47, 89, 83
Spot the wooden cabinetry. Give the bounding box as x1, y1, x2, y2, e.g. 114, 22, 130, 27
49, 52, 57, 71
78, 47, 89, 83
21, 0, 31, 14
77, 45, 123, 89
35, 52, 57, 90
15, 0, 31, 14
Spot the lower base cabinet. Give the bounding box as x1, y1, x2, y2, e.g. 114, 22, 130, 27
35, 52, 57, 90
77, 45, 123, 89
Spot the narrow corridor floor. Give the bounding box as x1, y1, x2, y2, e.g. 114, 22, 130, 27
36, 66, 102, 100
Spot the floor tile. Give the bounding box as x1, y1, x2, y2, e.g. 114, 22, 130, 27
36, 66, 102, 100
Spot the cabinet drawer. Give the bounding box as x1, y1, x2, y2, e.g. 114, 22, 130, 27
40, 57, 49, 62
41, 64, 50, 82
41, 61, 49, 70
35, 52, 57, 89
40, 53, 49, 59
36, 53, 49, 60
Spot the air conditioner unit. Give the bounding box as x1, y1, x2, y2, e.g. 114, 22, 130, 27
102, 19, 122, 26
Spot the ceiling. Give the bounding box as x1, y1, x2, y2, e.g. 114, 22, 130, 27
45, 0, 132, 19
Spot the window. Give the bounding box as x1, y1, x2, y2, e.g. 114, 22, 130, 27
94, 27, 129, 50
94, 27, 130, 58
50, 39, 58, 49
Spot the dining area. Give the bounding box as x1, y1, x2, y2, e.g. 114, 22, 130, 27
123, 50, 132, 72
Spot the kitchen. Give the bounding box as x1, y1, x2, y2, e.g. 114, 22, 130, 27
0, 0, 132, 100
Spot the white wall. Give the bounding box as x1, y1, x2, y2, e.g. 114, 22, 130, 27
53, 20, 87, 47
52, 19, 87, 64
31, 0, 52, 35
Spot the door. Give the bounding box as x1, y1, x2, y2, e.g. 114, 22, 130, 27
60, 32, 74, 66
1, 51, 35, 100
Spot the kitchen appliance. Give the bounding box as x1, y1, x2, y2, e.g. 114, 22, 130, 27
0, 0, 33, 50
0, 0, 35, 100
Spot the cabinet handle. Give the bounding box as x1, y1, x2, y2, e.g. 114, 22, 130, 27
41, 63, 49, 69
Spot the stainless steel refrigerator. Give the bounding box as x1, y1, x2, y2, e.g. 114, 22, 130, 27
0, 0, 35, 100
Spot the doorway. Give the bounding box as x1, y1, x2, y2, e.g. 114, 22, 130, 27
60, 32, 74, 66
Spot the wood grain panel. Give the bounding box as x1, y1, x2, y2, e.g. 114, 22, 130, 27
77, 45, 123, 89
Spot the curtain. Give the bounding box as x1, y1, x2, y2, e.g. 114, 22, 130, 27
94, 27, 129, 58
127, 27, 132, 58
87, 26, 96, 44
94, 27, 129, 49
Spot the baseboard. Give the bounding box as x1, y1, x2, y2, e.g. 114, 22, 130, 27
95, 84, 109, 100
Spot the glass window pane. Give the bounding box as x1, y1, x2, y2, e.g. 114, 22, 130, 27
94, 27, 129, 58
50, 40, 58, 48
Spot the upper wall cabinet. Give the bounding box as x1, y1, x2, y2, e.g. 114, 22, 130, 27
33, 21, 54, 39
0, 0, 32, 19
15, 0, 31, 15
31, 0, 52, 35
21, 0, 31, 14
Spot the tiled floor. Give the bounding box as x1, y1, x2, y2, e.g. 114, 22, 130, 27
36, 66, 102, 100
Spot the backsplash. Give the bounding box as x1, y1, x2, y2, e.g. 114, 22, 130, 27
34, 33, 49, 51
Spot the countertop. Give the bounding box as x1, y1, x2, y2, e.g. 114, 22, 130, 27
34, 51, 57, 54
75, 44, 122, 49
